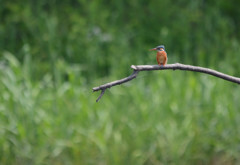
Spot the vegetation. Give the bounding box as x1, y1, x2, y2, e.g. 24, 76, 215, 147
1, 0, 240, 164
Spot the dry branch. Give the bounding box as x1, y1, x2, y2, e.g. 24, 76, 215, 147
93, 63, 240, 102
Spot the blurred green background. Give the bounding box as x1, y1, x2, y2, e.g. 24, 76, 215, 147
1, 0, 240, 164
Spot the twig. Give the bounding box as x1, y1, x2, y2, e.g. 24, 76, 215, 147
93, 63, 240, 102
96, 89, 106, 102
92, 70, 139, 102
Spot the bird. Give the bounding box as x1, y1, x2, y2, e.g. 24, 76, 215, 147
150, 45, 168, 66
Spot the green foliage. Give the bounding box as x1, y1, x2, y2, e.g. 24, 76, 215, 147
1, 0, 240, 164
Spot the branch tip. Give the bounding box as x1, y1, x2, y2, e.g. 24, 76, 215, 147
131, 65, 137, 70
96, 89, 106, 102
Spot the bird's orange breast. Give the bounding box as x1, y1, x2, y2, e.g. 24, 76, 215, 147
156, 51, 167, 66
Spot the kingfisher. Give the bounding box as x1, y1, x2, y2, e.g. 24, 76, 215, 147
150, 45, 168, 66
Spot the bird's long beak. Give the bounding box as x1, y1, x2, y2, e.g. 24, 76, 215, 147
150, 48, 157, 51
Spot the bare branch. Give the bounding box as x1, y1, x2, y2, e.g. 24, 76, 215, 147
92, 70, 139, 102
93, 63, 240, 102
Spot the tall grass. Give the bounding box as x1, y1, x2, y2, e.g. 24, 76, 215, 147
0, 53, 240, 164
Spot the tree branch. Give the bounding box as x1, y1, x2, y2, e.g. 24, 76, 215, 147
93, 63, 240, 102
92, 70, 139, 102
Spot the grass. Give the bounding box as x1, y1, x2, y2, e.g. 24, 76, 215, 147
0, 53, 240, 164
